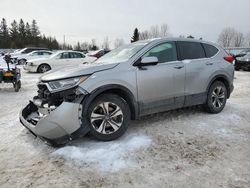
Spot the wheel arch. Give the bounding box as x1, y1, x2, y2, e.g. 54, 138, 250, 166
37, 63, 51, 73
82, 84, 139, 120
206, 75, 231, 98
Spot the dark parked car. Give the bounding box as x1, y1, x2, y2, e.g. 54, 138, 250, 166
235, 52, 250, 71
88, 49, 110, 58
226, 47, 250, 57
11, 47, 49, 55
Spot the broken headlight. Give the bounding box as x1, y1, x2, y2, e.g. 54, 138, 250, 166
48, 76, 89, 92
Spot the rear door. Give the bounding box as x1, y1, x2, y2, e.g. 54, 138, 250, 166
53, 52, 71, 67
177, 41, 218, 106
70, 52, 85, 64
136, 41, 185, 115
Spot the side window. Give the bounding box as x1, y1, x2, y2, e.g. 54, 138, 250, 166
142, 42, 177, 63
31, 52, 39, 56
178, 42, 206, 60
60, 52, 70, 59
37, 52, 43, 55
202, 43, 219, 58
71, 52, 84, 58
44, 52, 52, 55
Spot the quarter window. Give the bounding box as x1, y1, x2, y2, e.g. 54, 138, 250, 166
178, 41, 206, 60
202, 43, 219, 57
142, 42, 177, 63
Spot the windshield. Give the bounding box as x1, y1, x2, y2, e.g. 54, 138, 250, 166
94, 41, 149, 64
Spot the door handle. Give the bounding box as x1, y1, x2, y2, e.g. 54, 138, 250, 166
174, 65, 184, 69
206, 62, 213, 65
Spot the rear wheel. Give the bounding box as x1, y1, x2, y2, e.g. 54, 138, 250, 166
86, 94, 130, 141
204, 81, 227, 114
14, 80, 21, 92
37, 64, 51, 73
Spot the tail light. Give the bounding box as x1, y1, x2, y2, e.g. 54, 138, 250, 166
224, 55, 234, 63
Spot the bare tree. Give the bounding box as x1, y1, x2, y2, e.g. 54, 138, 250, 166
114, 38, 125, 48
234, 32, 244, 47
102, 36, 110, 50
150, 25, 160, 38
160, 24, 169, 37
80, 42, 89, 50
139, 30, 151, 40
244, 32, 250, 47
218, 27, 236, 47
90, 38, 98, 50
138, 24, 170, 40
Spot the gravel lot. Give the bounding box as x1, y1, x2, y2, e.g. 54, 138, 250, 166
0, 69, 249, 188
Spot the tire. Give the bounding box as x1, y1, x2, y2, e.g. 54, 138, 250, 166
37, 64, 51, 73
235, 67, 240, 71
14, 80, 21, 92
204, 81, 227, 114
86, 94, 131, 141
18, 59, 26, 65
242, 66, 250, 71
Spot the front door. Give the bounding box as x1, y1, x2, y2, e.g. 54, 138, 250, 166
136, 41, 185, 115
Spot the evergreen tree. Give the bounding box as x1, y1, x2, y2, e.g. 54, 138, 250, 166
18, 19, 26, 47
25, 22, 32, 44
0, 18, 9, 48
0, 18, 65, 50
131, 28, 139, 43
31, 19, 40, 38
9, 20, 18, 48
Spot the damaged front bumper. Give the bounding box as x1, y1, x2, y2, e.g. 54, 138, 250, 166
20, 99, 85, 145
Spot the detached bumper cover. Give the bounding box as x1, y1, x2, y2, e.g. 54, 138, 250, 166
20, 100, 83, 142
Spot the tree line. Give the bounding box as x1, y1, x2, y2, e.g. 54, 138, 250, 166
1, 18, 249, 51
0, 18, 60, 49
217, 27, 250, 48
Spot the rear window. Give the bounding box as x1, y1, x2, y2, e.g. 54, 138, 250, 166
202, 43, 219, 57
178, 41, 206, 60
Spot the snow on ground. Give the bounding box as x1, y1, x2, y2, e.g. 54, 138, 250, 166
54, 133, 151, 172
0, 69, 250, 188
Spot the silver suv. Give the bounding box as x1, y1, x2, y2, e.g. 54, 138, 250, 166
20, 38, 234, 145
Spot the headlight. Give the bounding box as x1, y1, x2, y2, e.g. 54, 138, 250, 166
48, 76, 89, 92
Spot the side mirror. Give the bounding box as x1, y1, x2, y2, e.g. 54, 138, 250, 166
140, 56, 158, 66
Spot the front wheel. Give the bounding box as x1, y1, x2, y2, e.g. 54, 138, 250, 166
204, 81, 227, 114
37, 64, 51, 73
86, 94, 131, 141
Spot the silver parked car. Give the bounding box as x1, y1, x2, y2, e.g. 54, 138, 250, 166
20, 38, 234, 146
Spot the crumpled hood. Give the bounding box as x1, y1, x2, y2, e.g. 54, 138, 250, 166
40, 63, 119, 82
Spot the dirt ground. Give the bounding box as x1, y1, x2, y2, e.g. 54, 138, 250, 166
0, 70, 249, 188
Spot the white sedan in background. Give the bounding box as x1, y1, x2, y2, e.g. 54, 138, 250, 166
24, 51, 97, 73
12, 50, 53, 64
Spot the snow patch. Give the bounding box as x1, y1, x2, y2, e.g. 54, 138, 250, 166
53, 133, 151, 172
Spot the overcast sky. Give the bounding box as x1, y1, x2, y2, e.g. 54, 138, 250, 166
1, 0, 250, 46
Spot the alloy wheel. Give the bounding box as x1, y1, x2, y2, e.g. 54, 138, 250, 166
40, 65, 50, 73
90, 102, 123, 134
211, 86, 226, 109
